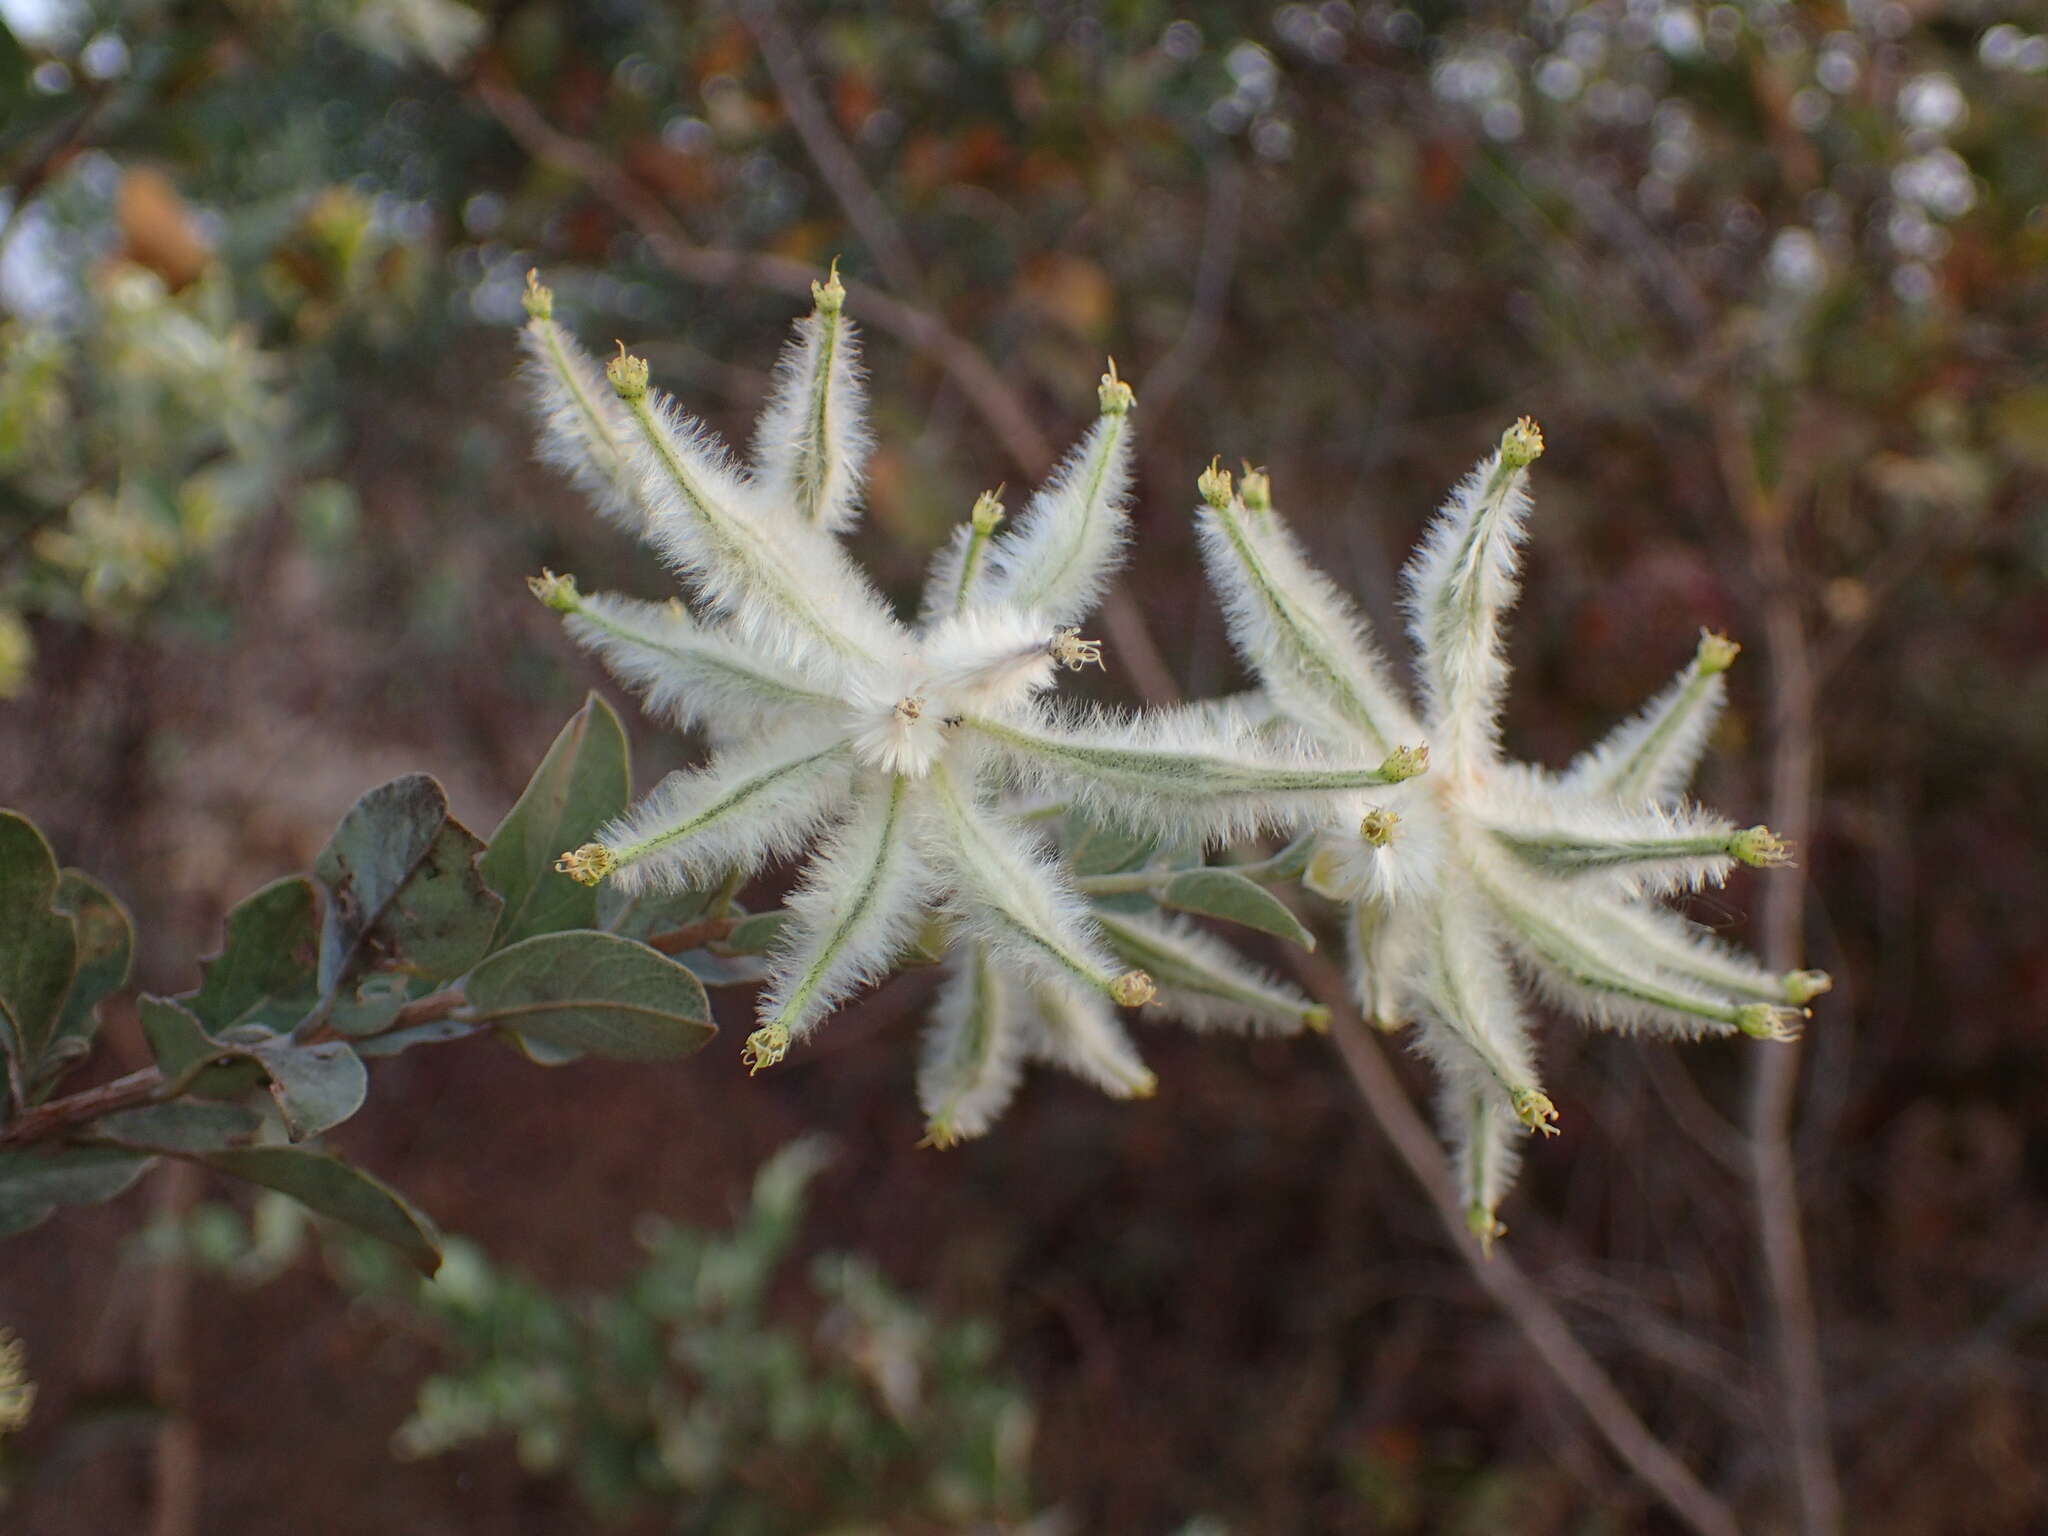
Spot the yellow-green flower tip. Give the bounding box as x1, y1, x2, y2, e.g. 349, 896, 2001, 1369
741, 1023, 790, 1074
811, 256, 845, 315
969, 487, 1006, 534
1359, 806, 1400, 848
1466, 1203, 1506, 1255
554, 842, 615, 886
1048, 625, 1103, 671
1500, 415, 1544, 470
918, 1119, 963, 1150
1737, 1003, 1804, 1042
1239, 464, 1272, 513
1197, 456, 1234, 510
1696, 629, 1741, 675
1098, 357, 1135, 416
1731, 825, 1793, 868
1126, 1069, 1159, 1100
527, 568, 579, 613
1512, 1086, 1560, 1136
1302, 1005, 1332, 1035
1783, 970, 1833, 1006
1379, 743, 1430, 783
1110, 969, 1157, 1008
522, 268, 553, 321
606, 343, 650, 401
1369, 1008, 1406, 1035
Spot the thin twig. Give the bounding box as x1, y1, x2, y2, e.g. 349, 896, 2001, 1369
1136, 158, 1244, 423
1715, 404, 1843, 1536
741, 0, 922, 294
2, 917, 739, 1148
1294, 950, 1743, 1536
476, 78, 1053, 477
145, 1161, 202, 1536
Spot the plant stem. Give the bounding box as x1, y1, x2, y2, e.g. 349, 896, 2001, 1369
0, 918, 739, 1150
1292, 948, 1742, 1536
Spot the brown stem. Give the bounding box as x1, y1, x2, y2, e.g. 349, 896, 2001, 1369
1294, 950, 1742, 1536
740, 0, 922, 295
1715, 404, 1842, 1536
2, 917, 737, 1149
642, 914, 739, 955
145, 1161, 202, 1536
0, 1066, 165, 1146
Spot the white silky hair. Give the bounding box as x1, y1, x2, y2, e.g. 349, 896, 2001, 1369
757, 774, 931, 1041
1562, 646, 1729, 804
749, 302, 872, 535
973, 700, 1397, 849
1409, 883, 1545, 1109
1473, 769, 1740, 898
1440, 1072, 1521, 1231
1400, 448, 1535, 771
915, 763, 1126, 1000
1305, 784, 1444, 908
1094, 909, 1321, 1035
1597, 898, 1792, 1004
561, 591, 837, 737
920, 608, 1063, 713
917, 945, 1029, 1142
1473, 853, 1754, 1038
621, 386, 909, 670
521, 322, 646, 528
981, 411, 1135, 627
1021, 977, 1154, 1097
1186, 420, 1814, 1229
1193, 499, 1419, 757
916, 521, 979, 627
1348, 900, 1423, 1031
598, 725, 853, 894
842, 674, 949, 778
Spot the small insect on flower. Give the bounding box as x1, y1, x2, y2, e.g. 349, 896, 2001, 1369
517, 272, 1398, 1138
1195, 417, 1828, 1242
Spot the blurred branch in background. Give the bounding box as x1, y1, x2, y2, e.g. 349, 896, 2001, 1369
1300, 951, 1743, 1536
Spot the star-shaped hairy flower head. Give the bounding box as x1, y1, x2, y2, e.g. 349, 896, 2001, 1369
1194, 422, 1830, 1242
516, 271, 1410, 1129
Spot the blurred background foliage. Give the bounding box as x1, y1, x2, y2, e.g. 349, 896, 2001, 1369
0, 0, 2043, 1531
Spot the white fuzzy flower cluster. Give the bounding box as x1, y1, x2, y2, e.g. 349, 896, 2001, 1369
517, 272, 1822, 1227
517, 272, 1413, 1144
1194, 423, 1828, 1242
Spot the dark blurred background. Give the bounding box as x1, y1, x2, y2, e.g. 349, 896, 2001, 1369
1, 0, 2044, 1531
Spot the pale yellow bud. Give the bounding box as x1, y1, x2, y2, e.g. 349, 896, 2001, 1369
970, 487, 1006, 534
1110, 969, 1157, 1007
1098, 357, 1135, 416
1696, 629, 1741, 675
741, 1023, 790, 1074
811, 256, 845, 315
522, 269, 554, 321
606, 344, 649, 401
1238, 463, 1272, 513
527, 568, 580, 613
1500, 415, 1545, 470
554, 843, 616, 886
1512, 1086, 1560, 1136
